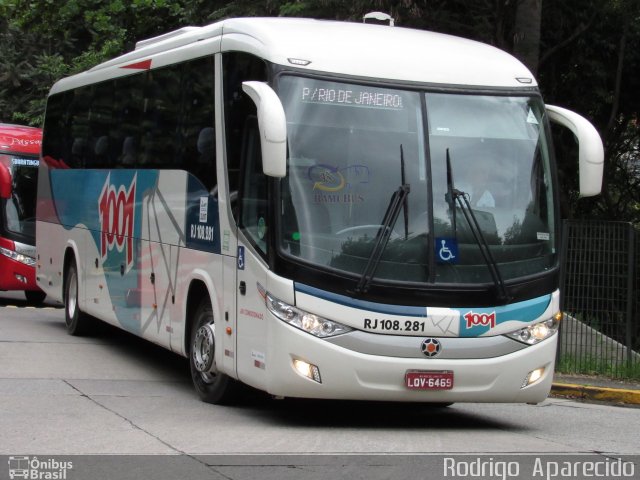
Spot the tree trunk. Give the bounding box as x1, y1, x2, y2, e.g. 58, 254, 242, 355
512, 0, 542, 75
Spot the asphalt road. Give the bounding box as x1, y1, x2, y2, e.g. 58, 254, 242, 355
1, 291, 639, 480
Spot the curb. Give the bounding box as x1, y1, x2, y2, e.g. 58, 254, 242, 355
551, 382, 640, 406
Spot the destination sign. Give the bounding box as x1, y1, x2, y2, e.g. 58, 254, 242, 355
12, 157, 40, 167
301, 86, 404, 110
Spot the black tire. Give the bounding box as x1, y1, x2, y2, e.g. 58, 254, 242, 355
189, 297, 240, 404
24, 290, 47, 304
64, 259, 92, 336
425, 402, 454, 408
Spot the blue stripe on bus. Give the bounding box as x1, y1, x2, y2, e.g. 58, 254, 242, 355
455, 294, 551, 336
295, 282, 552, 324
49, 169, 222, 335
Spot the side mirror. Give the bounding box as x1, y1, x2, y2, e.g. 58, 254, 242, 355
546, 105, 604, 197
242, 81, 287, 178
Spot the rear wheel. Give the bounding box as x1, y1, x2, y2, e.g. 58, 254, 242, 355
64, 259, 92, 336
24, 290, 46, 304
189, 297, 240, 404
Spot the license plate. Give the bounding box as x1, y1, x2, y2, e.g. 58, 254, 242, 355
405, 370, 454, 390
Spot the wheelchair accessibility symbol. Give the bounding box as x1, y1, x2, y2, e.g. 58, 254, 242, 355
237, 246, 245, 270
436, 238, 458, 264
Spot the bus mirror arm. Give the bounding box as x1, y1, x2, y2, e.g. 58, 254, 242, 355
546, 105, 604, 197
242, 81, 288, 178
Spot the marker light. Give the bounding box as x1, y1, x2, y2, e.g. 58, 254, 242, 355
288, 58, 311, 66
505, 313, 562, 345
265, 292, 352, 338
292, 358, 322, 383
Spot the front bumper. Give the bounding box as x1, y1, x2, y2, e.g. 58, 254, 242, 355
262, 316, 556, 403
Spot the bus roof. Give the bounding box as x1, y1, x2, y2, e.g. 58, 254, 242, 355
219, 18, 536, 88
0, 124, 42, 156
51, 17, 536, 94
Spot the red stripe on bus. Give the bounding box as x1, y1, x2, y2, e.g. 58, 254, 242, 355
120, 59, 152, 70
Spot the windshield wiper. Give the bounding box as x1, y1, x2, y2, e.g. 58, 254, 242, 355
354, 146, 410, 294
401, 145, 410, 240
445, 150, 510, 303
445, 149, 457, 234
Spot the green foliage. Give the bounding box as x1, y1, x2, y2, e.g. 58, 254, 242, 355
0, 0, 637, 223
557, 353, 640, 380
539, 0, 640, 224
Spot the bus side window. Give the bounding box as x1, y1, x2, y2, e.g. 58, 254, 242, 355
42, 92, 70, 167
238, 116, 268, 255
113, 74, 144, 168
223, 52, 268, 222
119, 136, 136, 167
194, 127, 215, 191
137, 67, 180, 169
89, 81, 115, 168
93, 136, 110, 168
67, 87, 92, 168
182, 56, 216, 191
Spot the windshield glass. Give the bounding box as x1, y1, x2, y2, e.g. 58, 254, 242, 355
1, 155, 39, 239
277, 76, 556, 285
428, 93, 555, 282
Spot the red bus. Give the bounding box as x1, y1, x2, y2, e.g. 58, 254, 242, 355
0, 124, 46, 303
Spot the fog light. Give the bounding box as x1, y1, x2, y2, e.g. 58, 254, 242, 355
522, 367, 545, 388
14, 274, 27, 284
292, 358, 322, 383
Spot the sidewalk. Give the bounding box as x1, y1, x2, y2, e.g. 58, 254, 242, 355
551, 373, 640, 406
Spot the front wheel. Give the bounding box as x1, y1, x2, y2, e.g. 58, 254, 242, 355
64, 259, 93, 336
189, 297, 240, 404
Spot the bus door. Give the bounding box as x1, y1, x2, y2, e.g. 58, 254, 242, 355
221, 252, 238, 375
233, 118, 270, 389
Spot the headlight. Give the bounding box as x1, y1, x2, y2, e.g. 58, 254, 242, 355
265, 292, 352, 338
505, 312, 562, 345
0, 246, 36, 266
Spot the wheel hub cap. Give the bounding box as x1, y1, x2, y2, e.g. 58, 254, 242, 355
193, 324, 215, 374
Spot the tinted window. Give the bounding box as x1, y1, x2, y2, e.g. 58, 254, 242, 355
42, 56, 217, 190
2, 155, 39, 239
222, 52, 269, 255
223, 52, 268, 208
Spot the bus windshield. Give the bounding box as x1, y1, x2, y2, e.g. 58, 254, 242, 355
1, 155, 39, 240
277, 76, 556, 285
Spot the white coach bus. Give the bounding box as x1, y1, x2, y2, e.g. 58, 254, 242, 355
37, 16, 603, 405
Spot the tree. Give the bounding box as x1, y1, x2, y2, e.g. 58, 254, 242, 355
512, 0, 542, 75
0, 0, 637, 223
538, 0, 640, 224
